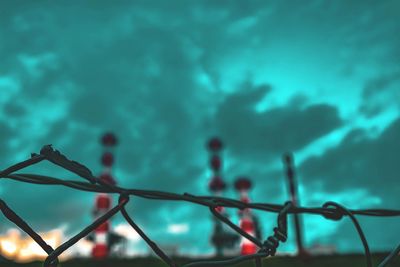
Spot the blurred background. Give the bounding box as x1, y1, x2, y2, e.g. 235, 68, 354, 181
0, 0, 399, 265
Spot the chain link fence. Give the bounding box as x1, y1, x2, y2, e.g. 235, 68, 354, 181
0, 145, 399, 267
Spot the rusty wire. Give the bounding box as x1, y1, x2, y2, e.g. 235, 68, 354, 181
0, 145, 399, 267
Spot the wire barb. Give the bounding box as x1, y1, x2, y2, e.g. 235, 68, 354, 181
39, 144, 97, 184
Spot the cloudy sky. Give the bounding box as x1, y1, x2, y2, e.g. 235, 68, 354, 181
0, 0, 399, 257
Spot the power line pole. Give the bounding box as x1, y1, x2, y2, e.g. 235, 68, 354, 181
283, 152, 308, 258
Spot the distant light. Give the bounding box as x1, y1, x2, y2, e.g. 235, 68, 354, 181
0, 240, 18, 256
27, 241, 47, 256
0, 228, 64, 262
167, 224, 189, 234
114, 223, 141, 241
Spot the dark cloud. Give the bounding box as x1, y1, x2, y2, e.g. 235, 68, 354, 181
3, 102, 25, 118
300, 118, 400, 205
294, 118, 400, 251
0, 122, 14, 165
0, 122, 12, 146
359, 72, 400, 117
215, 85, 342, 160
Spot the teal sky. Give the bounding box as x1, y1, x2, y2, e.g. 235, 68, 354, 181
0, 0, 399, 257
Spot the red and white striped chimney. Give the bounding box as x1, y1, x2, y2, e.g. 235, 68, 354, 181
207, 137, 226, 212
235, 177, 256, 255
92, 132, 117, 260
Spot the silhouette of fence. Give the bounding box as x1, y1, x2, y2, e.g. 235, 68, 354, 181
0, 145, 399, 267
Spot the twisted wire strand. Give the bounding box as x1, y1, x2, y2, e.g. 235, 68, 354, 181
0, 145, 399, 267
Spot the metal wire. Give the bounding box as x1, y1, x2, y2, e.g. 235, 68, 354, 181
0, 145, 399, 267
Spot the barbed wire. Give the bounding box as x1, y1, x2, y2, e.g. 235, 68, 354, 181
0, 144, 399, 267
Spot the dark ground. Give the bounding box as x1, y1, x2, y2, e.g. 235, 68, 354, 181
0, 254, 399, 267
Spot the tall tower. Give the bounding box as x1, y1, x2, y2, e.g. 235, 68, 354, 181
207, 137, 226, 256
234, 177, 257, 255
92, 132, 117, 260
